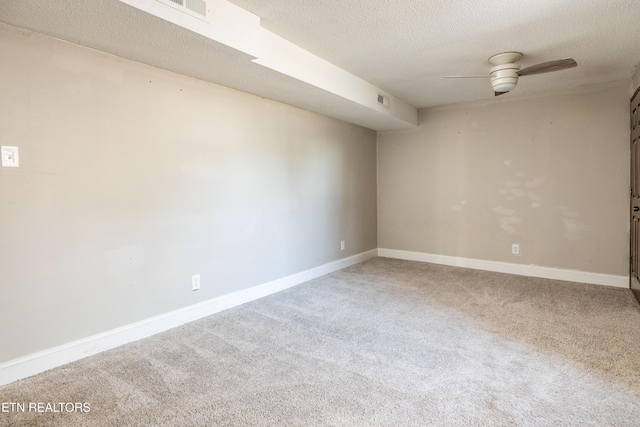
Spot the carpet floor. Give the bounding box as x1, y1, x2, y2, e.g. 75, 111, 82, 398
2, 257, 640, 426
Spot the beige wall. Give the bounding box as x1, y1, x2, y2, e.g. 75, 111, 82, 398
634, 65, 640, 93
0, 24, 377, 363
378, 82, 630, 276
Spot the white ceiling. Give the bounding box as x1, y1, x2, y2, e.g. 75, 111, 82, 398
1, 0, 639, 130
230, 0, 640, 108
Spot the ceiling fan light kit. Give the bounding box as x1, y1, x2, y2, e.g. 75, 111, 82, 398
490, 63, 520, 93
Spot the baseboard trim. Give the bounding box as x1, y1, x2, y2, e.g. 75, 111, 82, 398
0, 249, 377, 387
378, 248, 629, 289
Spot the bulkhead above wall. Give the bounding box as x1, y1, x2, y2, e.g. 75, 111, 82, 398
0, 0, 418, 131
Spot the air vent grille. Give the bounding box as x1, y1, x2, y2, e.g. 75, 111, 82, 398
157, 0, 208, 19
185, 0, 206, 16
377, 94, 390, 108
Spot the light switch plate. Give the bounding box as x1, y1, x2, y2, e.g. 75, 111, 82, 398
1, 146, 19, 167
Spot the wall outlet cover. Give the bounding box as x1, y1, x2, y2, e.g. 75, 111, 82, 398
192, 274, 201, 291
1, 146, 19, 167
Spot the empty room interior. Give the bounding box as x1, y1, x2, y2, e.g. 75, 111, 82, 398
1, 0, 640, 425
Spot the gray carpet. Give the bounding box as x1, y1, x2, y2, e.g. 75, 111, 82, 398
2, 257, 640, 426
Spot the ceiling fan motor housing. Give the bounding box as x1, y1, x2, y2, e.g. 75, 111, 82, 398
488, 52, 522, 93
490, 63, 520, 93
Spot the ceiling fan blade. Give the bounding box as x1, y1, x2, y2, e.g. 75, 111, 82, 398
444, 75, 491, 78
517, 58, 577, 76
495, 91, 509, 97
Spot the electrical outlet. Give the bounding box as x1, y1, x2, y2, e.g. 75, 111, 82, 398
1, 146, 19, 167
192, 274, 201, 291
340, 240, 345, 251
512, 243, 520, 256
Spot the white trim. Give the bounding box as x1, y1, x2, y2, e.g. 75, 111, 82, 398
378, 248, 629, 289
0, 249, 377, 387
2, 247, 627, 387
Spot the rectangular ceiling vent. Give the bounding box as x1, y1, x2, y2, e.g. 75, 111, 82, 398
157, 0, 209, 21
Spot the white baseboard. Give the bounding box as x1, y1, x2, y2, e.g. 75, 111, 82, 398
0, 249, 377, 387
378, 248, 629, 289
2, 247, 626, 386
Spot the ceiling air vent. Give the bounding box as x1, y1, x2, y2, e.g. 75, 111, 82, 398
157, 0, 209, 21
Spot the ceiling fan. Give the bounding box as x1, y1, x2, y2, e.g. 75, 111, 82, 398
445, 52, 577, 96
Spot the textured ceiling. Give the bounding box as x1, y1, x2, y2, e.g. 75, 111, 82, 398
1, 0, 639, 130
230, 0, 640, 108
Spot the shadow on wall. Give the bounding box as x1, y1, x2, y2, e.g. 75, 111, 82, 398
377, 82, 629, 275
